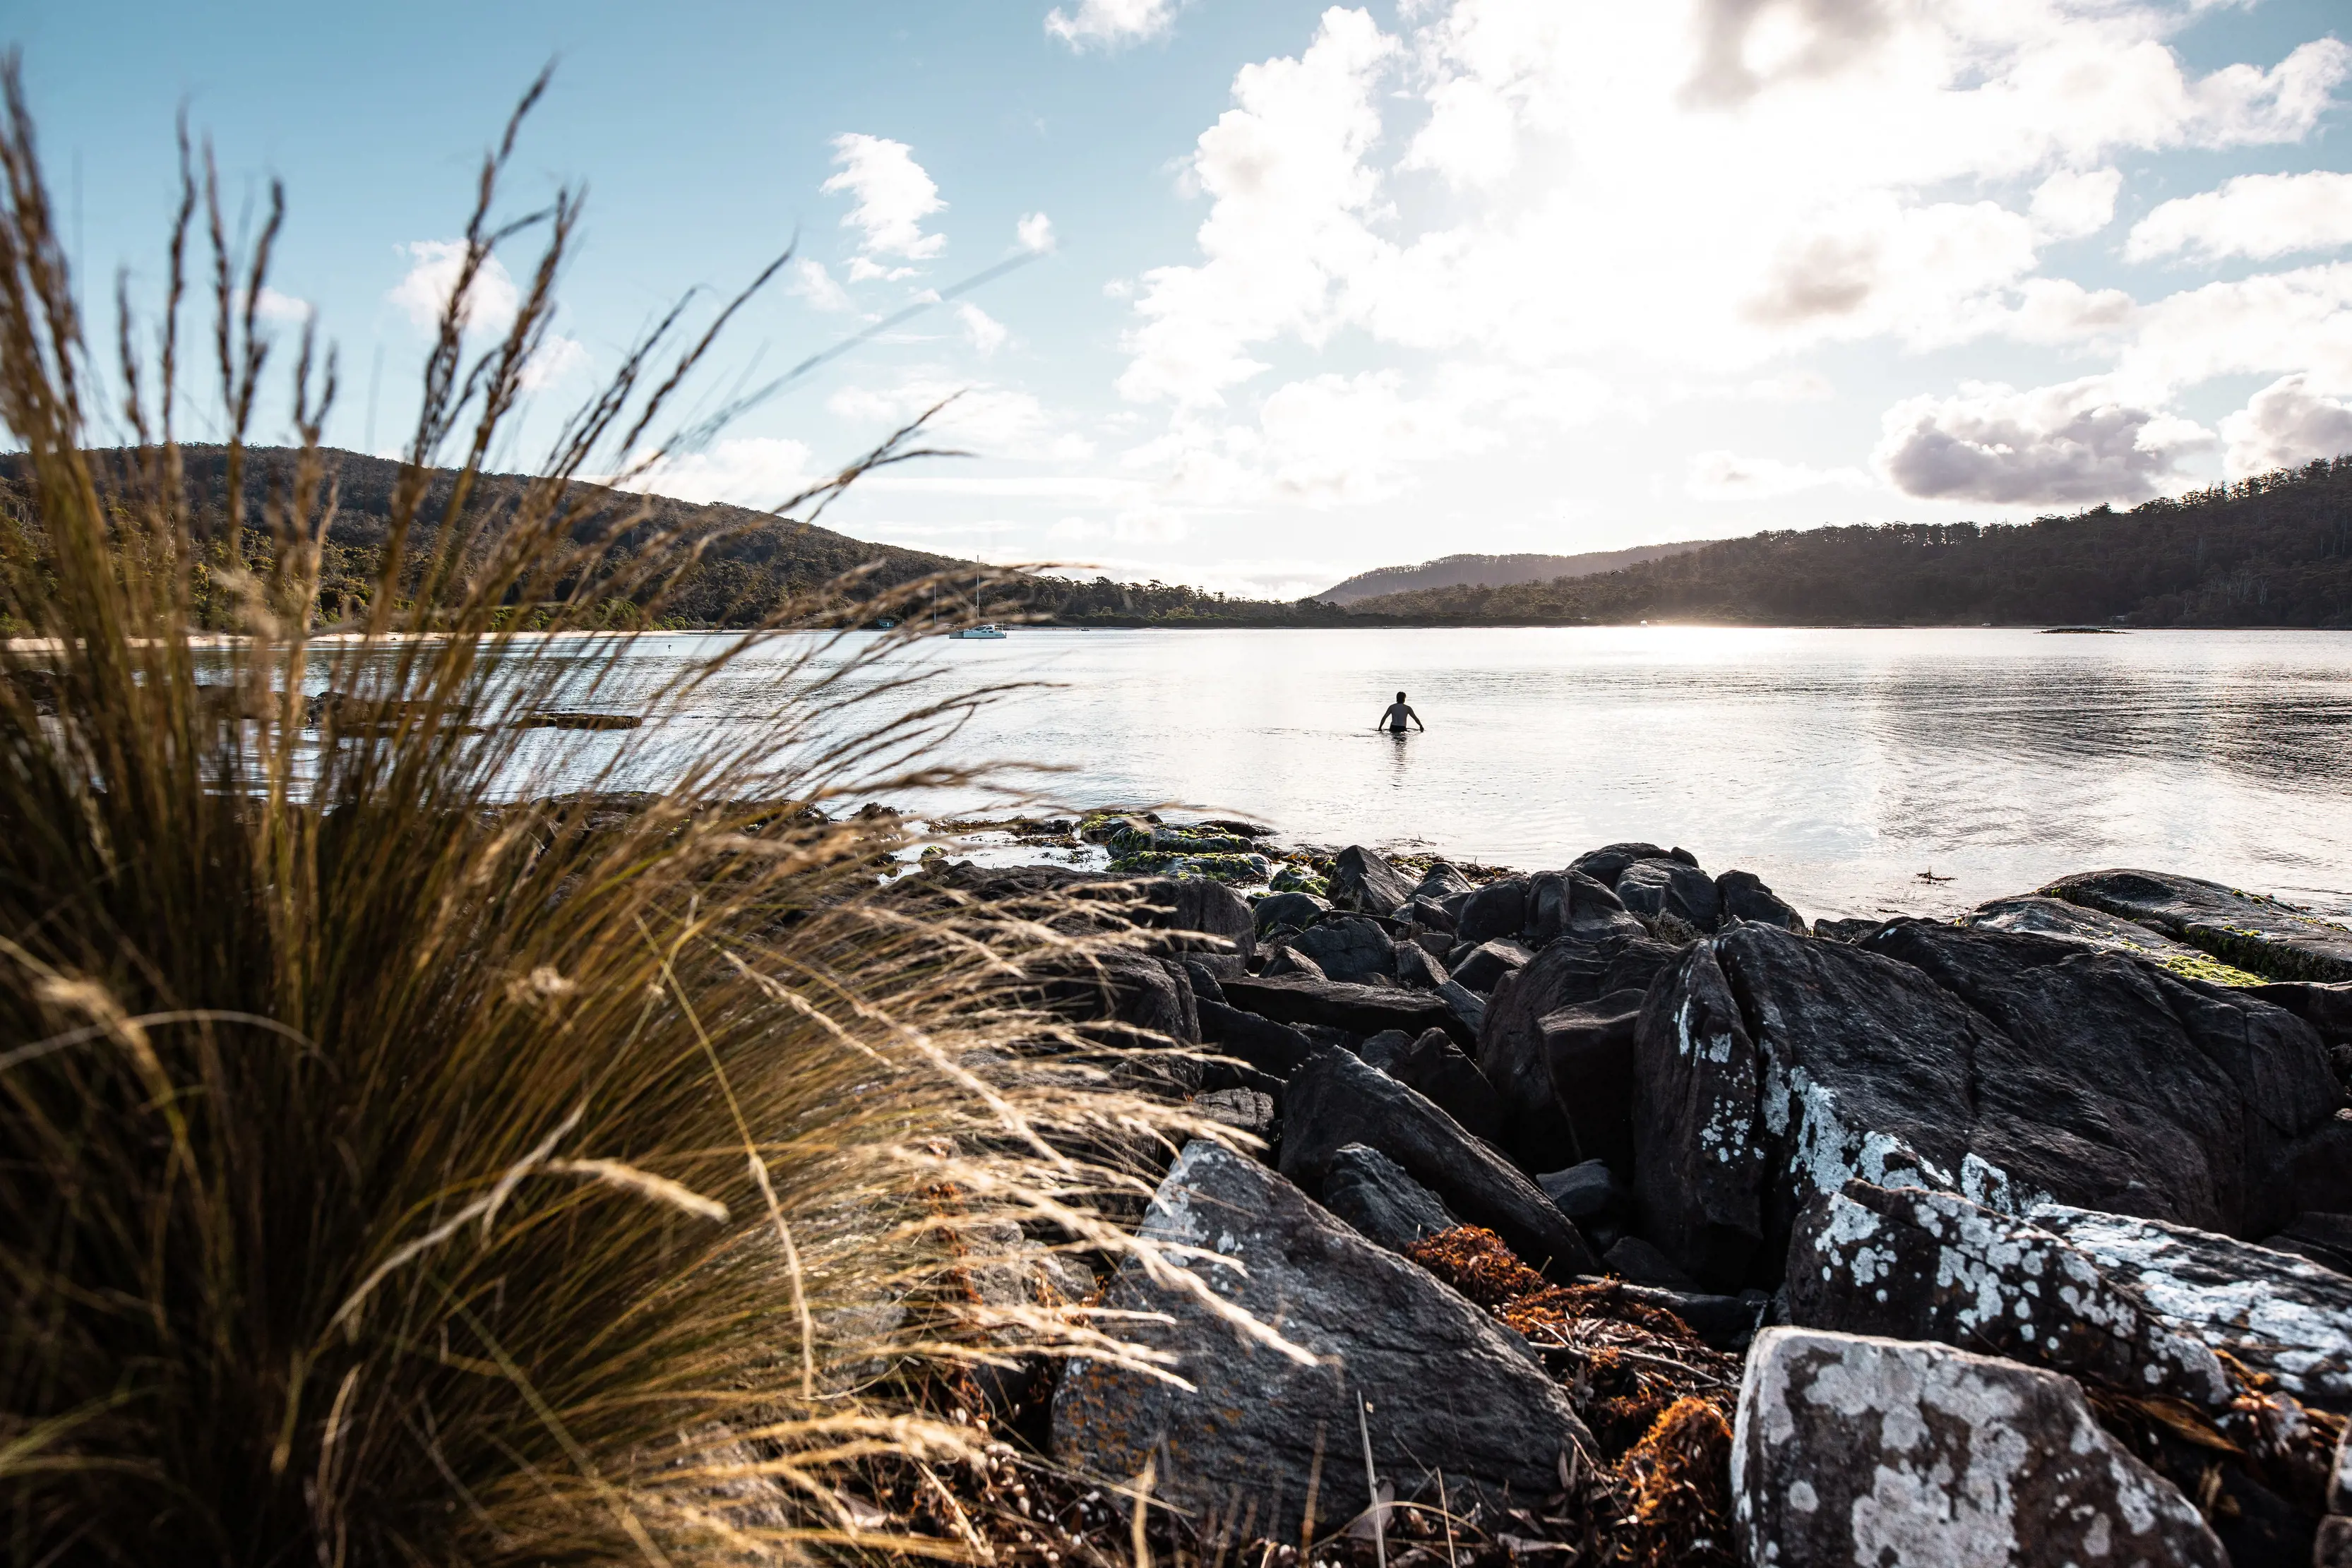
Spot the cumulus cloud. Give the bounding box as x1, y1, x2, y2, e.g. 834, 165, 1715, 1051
1874, 377, 2212, 504
386, 239, 519, 332
1686, 450, 1868, 499
1046, 0, 1181, 50
518, 335, 592, 392
631, 437, 821, 508
2120, 262, 2352, 392
2029, 167, 2123, 241
2219, 374, 2352, 479
822, 133, 945, 264
2126, 170, 2352, 264
247, 286, 311, 325
787, 258, 853, 312
1017, 212, 1057, 253
829, 376, 1094, 462
957, 303, 1009, 354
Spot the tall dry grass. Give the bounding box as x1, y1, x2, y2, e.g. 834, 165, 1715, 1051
0, 62, 1269, 1567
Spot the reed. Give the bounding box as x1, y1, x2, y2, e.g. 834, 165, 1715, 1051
0, 60, 1245, 1567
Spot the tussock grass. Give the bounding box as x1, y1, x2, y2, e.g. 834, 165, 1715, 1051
0, 62, 1250, 1567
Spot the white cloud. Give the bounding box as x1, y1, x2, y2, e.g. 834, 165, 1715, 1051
1686, 450, 1868, 500
957, 303, 1010, 355
2219, 374, 2352, 478
249, 286, 311, 325
787, 258, 853, 312
1743, 371, 1834, 402
631, 437, 821, 508
386, 239, 519, 332
1046, 0, 1181, 51
822, 133, 945, 263
2126, 171, 2352, 264
2029, 167, 2123, 241
1017, 212, 1058, 253
828, 376, 1094, 462
2120, 262, 2352, 392
518, 334, 592, 392
1874, 376, 2213, 504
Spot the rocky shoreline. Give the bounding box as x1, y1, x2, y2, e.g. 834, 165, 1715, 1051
917, 829, 2352, 1567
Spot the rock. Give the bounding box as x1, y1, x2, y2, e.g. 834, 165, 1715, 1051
2030, 1203, 2352, 1411
1181, 957, 1229, 1007
1962, 894, 2255, 983
1455, 876, 1529, 945
1329, 845, 1416, 916
1568, 842, 1671, 887
1126, 876, 1258, 964
1619, 1283, 1769, 1353
1053, 1143, 1596, 1538
2247, 980, 2352, 1044
1784, 1181, 2234, 1411
1394, 940, 1450, 991
1437, 978, 1486, 1038
1631, 921, 2352, 1291
1193, 1088, 1277, 1140
1198, 998, 1315, 1079
1538, 1160, 1620, 1221
1606, 1235, 1699, 1290
1223, 974, 1466, 1044
1732, 1327, 2225, 1568
1253, 890, 1330, 936
1320, 1143, 1458, 1251
1291, 915, 1399, 985
1357, 1029, 1415, 1072
1259, 944, 1327, 981
1614, 857, 1723, 931
1280, 1048, 1599, 1276
2262, 1211, 2352, 1276
1480, 936, 1675, 1174
2043, 867, 2352, 983
1040, 952, 1200, 1051
1527, 870, 1644, 947
1539, 988, 1647, 1179
1404, 894, 1457, 933
1385, 1027, 1506, 1147
1714, 870, 1805, 932
1449, 938, 1532, 993
1416, 862, 1476, 899
1811, 917, 1882, 943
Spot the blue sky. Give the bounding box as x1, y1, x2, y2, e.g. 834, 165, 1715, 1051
13, 0, 2352, 596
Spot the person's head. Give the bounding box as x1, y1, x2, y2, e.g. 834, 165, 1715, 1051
1395, 690, 1407, 702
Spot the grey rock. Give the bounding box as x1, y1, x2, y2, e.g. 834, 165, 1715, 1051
2044, 866, 2352, 983
1567, 842, 1671, 888
1537, 1160, 1620, 1221
1386, 1027, 1506, 1147
1449, 938, 1532, 994
1291, 915, 1399, 985
1455, 876, 1530, 945
1040, 951, 1200, 1058
1224, 974, 1466, 1044
1321, 1142, 1457, 1251
1253, 890, 1330, 936
1962, 893, 2223, 976
1527, 869, 1644, 947
1785, 1181, 2234, 1411
1480, 936, 1675, 1173
1539, 987, 1647, 1179
2247, 979, 2352, 1044
1193, 1089, 1277, 1140
1605, 1235, 1698, 1290
1437, 978, 1486, 1038
1811, 917, 1881, 943
1395, 940, 1450, 991
1197, 998, 1315, 1079
1415, 862, 1476, 899
1404, 894, 1457, 933
2030, 1203, 2352, 1411
1732, 1327, 2224, 1568
1280, 1048, 1599, 1276
1053, 1143, 1596, 1538
1358, 1028, 1415, 1072
1329, 845, 1416, 916
1181, 957, 1229, 1007
1615, 857, 1723, 931
1714, 869, 1805, 932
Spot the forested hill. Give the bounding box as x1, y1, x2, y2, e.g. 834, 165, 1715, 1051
1318, 542, 1714, 604
1344, 458, 2352, 628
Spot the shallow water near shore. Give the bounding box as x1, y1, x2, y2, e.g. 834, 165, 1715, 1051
300, 625, 2352, 923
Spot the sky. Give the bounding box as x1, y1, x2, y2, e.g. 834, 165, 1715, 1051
13, 0, 2352, 597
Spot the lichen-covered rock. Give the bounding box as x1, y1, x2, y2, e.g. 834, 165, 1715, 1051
1053, 1143, 1594, 1538
2042, 867, 2352, 983
2030, 1204, 2352, 1411
1732, 1327, 2225, 1567
1962, 894, 2263, 986
1785, 1182, 2233, 1411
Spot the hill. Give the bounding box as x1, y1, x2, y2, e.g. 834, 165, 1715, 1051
1344, 458, 2352, 628
1318, 542, 1715, 604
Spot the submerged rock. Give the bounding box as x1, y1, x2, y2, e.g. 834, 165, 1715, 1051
1053, 1142, 1596, 1538
2043, 867, 2352, 983
1732, 1327, 2224, 1568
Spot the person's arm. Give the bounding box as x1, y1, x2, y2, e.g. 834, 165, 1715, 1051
1410, 706, 1426, 731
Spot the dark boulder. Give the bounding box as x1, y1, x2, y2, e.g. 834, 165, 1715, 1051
1785, 1181, 2234, 1411
2249, 980, 2352, 1045
1386, 1027, 1506, 1147
2044, 867, 2352, 983
1039, 952, 1200, 1050
2031, 1203, 2352, 1411
1258, 944, 1327, 981
1537, 1160, 1620, 1221
1358, 1028, 1415, 1072
1181, 957, 1228, 1007
1053, 1143, 1596, 1538
1329, 844, 1416, 916
1415, 861, 1476, 899
1604, 1235, 1698, 1290
1438, 978, 1487, 1038
1539, 988, 1647, 1178
1395, 940, 1450, 991
1632, 921, 2352, 1290
1291, 914, 1399, 985
1197, 998, 1315, 1079
2264, 1211, 2352, 1275
1567, 842, 1671, 887
1279, 1048, 1599, 1276
1733, 1329, 2225, 1568
1962, 893, 2227, 977
1713, 869, 1805, 931
1404, 894, 1457, 933
1223, 974, 1464, 1043
1811, 917, 1882, 943
1455, 876, 1529, 945
1480, 935, 1676, 1174
1613, 857, 1722, 931
1192, 1088, 1277, 1141
1253, 890, 1330, 936
1449, 938, 1532, 993
1320, 1142, 1458, 1251
1527, 869, 1644, 947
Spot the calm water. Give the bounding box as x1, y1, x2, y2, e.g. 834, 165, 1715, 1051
330, 626, 2352, 924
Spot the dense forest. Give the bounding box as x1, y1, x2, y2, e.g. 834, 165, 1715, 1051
1345, 458, 2352, 628
1317, 541, 1713, 604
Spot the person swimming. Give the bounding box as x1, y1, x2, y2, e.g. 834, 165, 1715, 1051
1378, 690, 1424, 734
